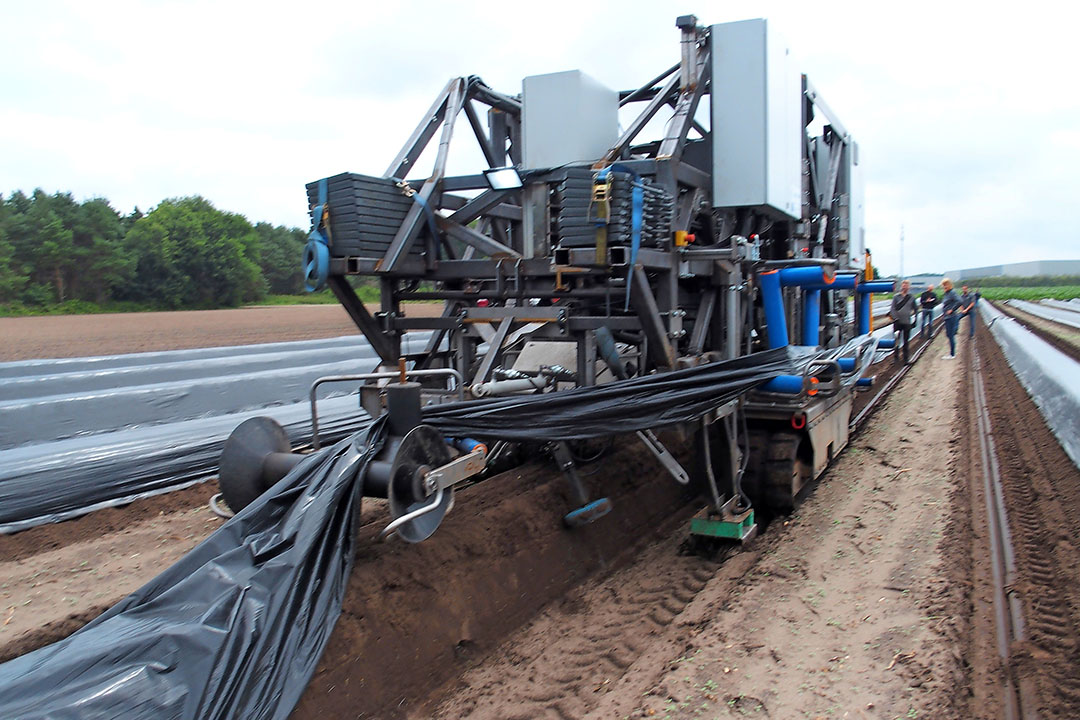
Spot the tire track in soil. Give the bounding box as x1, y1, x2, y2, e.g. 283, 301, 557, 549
975, 323, 1080, 719
424, 332, 972, 720
426, 527, 756, 720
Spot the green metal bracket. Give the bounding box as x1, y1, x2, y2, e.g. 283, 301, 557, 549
689, 508, 757, 542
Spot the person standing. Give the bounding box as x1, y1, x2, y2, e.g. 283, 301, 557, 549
919, 284, 938, 339
889, 280, 918, 365
960, 285, 976, 337
940, 278, 961, 358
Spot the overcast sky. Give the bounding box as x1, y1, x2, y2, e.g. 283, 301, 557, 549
2, 0, 1077, 276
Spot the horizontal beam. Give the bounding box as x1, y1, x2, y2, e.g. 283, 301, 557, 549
439, 217, 521, 258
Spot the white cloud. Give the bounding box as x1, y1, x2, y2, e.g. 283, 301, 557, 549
1, 0, 1077, 274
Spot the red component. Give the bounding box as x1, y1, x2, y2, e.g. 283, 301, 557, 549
686, 233, 696, 243
476, 299, 490, 307
791, 412, 806, 430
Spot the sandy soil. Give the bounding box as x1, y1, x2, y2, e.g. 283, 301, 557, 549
3, 308, 1079, 720
0, 482, 225, 662
0, 303, 443, 361
966, 323, 1080, 718
419, 332, 969, 720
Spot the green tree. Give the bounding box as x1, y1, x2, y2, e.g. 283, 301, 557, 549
0, 201, 27, 302
121, 196, 265, 308
0, 190, 130, 304
253, 222, 306, 294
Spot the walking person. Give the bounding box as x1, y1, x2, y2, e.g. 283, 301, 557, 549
940, 278, 961, 358
889, 280, 918, 365
960, 285, 976, 337
919, 284, 938, 339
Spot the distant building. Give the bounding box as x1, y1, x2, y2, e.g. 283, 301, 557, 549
904, 273, 943, 291
942, 260, 1080, 282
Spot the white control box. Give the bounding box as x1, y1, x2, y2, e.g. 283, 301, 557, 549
710, 19, 802, 219
522, 70, 618, 169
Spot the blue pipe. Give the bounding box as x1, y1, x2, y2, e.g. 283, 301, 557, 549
856, 377, 874, 387
759, 270, 788, 349
778, 266, 828, 287
857, 280, 895, 294
760, 375, 804, 394
877, 338, 895, 349
451, 438, 487, 454
803, 288, 821, 347
857, 294, 872, 335
803, 273, 858, 291
838, 358, 856, 373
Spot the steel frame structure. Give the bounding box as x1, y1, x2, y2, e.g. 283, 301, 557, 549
310, 15, 868, 512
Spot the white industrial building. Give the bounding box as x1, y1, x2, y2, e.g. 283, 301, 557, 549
942, 260, 1080, 282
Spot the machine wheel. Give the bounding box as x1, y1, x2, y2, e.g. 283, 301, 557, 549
760, 432, 809, 514
742, 429, 808, 515
218, 417, 291, 513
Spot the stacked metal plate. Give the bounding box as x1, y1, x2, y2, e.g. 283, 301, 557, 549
550, 169, 674, 249
305, 173, 423, 259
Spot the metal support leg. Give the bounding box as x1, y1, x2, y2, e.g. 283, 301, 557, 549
550, 442, 612, 527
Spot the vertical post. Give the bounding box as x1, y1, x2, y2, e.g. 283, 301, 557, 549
758, 270, 789, 349
857, 291, 871, 336
803, 288, 821, 346
521, 185, 548, 259
576, 330, 597, 387
865, 249, 874, 332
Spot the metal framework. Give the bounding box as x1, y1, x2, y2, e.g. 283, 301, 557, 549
302, 15, 873, 520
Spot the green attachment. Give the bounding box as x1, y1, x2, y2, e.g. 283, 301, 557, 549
689, 507, 757, 542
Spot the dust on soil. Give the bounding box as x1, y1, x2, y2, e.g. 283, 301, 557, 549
419, 332, 972, 720
0, 303, 442, 361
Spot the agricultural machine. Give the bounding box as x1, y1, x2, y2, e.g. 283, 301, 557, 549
220, 16, 892, 544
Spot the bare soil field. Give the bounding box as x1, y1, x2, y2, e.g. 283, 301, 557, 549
409, 333, 971, 720
2, 308, 1078, 720
0, 303, 443, 361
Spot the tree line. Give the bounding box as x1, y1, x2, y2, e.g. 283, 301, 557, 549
0, 190, 310, 310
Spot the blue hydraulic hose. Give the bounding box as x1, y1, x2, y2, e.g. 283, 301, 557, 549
778, 266, 828, 287
759, 270, 788, 349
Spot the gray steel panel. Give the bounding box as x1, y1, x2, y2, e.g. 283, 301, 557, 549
710, 19, 801, 219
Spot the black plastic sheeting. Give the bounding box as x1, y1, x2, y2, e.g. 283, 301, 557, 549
423, 346, 796, 440
0, 422, 383, 720
0, 348, 800, 719
0, 333, 432, 449
0, 396, 370, 534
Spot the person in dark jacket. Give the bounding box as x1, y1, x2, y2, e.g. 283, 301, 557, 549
919, 285, 938, 339
960, 285, 976, 337
889, 279, 918, 364
940, 278, 961, 358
